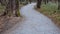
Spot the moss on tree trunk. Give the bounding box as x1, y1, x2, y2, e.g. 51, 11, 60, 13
15, 0, 20, 17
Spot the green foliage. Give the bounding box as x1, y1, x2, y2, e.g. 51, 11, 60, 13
0, 4, 5, 13
41, 2, 58, 15
39, 2, 60, 24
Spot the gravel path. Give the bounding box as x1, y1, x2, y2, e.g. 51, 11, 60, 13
4, 3, 60, 34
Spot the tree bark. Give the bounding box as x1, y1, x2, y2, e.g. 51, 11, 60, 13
37, 0, 42, 8
15, 0, 20, 17
58, 0, 60, 10
5, 0, 20, 17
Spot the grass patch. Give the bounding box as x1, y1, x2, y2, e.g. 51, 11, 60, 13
37, 2, 60, 27
0, 4, 5, 13
41, 2, 58, 15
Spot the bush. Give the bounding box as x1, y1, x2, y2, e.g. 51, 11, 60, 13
38, 2, 60, 27
41, 2, 58, 15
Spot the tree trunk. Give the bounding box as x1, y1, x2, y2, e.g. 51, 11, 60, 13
43, 0, 49, 4
29, 0, 32, 3
37, 0, 42, 8
5, 0, 20, 17
58, 0, 60, 10
15, 0, 20, 17
4, 0, 11, 16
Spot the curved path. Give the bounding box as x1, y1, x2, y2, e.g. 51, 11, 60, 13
4, 3, 60, 34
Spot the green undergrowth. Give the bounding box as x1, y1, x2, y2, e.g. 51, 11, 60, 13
0, 4, 5, 13
41, 2, 58, 15
38, 2, 60, 27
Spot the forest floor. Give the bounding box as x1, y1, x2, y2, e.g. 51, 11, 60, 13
3, 3, 60, 34
36, 2, 60, 27
0, 16, 23, 34
0, 3, 23, 34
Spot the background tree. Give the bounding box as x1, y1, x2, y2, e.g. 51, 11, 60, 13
37, 0, 42, 8
15, 0, 20, 17
29, 0, 32, 3
58, 0, 60, 10
43, 0, 49, 4
4, 0, 20, 17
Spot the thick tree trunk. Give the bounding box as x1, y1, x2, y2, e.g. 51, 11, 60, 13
5, 0, 13, 16
5, 0, 20, 17
15, 0, 20, 17
37, 0, 42, 8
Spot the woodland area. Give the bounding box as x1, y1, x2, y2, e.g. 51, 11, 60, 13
0, 0, 21, 34
36, 0, 60, 27
0, 0, 60, 34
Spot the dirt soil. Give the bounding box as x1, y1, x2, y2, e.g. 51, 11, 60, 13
0, 16, 22, 34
